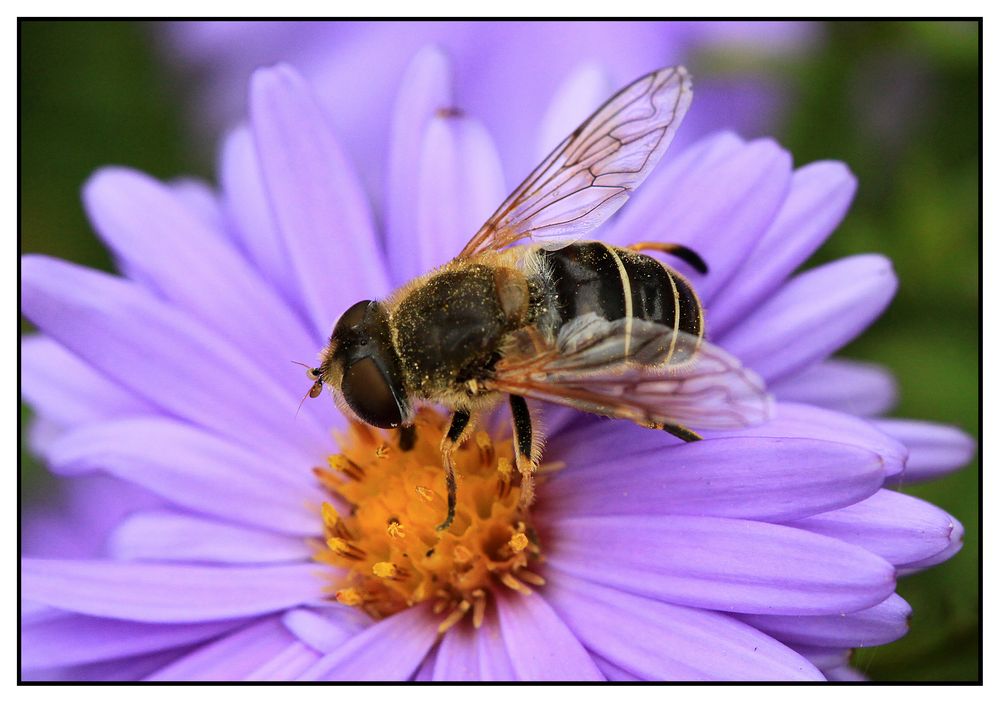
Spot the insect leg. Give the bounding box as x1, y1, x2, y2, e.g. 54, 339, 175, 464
436, 410, 473, 531
397, 424, 417, 452
654, 422, 703, 442
627, 241, 709, 274
510, 395, 541, 508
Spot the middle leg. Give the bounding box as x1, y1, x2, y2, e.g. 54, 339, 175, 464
509, 395, 542, 508
436, 409, 473, 531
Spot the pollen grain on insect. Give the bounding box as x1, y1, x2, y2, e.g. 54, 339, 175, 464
313, 407, 544, 632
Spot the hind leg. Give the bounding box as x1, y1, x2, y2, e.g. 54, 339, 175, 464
627, 242, 709, 275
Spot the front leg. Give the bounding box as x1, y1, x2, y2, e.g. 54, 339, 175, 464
510, 395, 542, 508
436, 409, 473, 531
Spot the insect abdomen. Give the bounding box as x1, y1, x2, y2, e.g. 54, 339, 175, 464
539, 242, 702, 357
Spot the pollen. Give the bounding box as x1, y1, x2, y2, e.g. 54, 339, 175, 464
313, 407, 543, 631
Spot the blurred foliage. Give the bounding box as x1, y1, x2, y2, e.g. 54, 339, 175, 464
19, 20, 979, 681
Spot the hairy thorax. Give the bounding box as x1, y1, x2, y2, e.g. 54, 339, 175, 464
390, 256, 532, 406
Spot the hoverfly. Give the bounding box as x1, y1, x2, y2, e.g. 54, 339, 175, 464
305, 66, 771, 530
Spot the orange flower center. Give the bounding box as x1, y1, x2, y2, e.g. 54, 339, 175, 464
312, 407, 544, 633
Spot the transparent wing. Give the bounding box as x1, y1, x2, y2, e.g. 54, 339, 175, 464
487, 315, 772, 430
457, 66, 693, 259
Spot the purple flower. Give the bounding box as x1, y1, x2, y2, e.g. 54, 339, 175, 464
161, 21, 818, 200
20, 56, 973, 681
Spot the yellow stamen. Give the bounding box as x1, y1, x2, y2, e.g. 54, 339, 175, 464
335, 588, 363, 606
372, 562, 398, 579
314, 407, 545, 629
509, 532, 529, 553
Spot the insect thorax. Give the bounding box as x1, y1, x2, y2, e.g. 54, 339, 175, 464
392, 263, 526, 400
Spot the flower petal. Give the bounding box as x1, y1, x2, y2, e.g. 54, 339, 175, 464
250, 63, 390, 336
720, 255, 898, 383
873, 418, 977, 483
432, 607, 516, 681
385, 45, 453, 285
738, 593, 911, 648
21, 611, 247, 670
544, 514, 896, 615
769, 358, 898, 417
786, 489, 963, 568
83, 168, 320, 372
432, 621, 480, 681
591, 654, 641, 681
541, 436, 884, 523
45, 418, 324, 535
219, 126, 296, 306
281, 607, 366, 654
21, 336, 154, 428
702, 402, 909, 479
709, 161, 857, 334
495, 590, 603, 681
536, 62, 613, 161
611, 137, 792, 304
108, 510, 313, 563
23, 559, 324, 623
546, 570, 823, 680
298, 604, 437, 681
244, 642, 322, 680
145, 617, 297, 680
26, 648, 192, 682
414, 112, 506, 274
21, 256, 332, 463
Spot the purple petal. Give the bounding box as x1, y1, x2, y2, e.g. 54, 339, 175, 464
544, 514, 896, 615
22, 474, 162, 559
219, 126, 296, 307
546, 571, 823, 680
20, 256, 334, 463
414, 112, 506, 275
795, 645, 850, 672
146, 617, 297, 680
541, 436, 884, 523
709, 161, 857, 335
385, 46, 453, 285
432, 622, 479, 681
611, 137, 792, 303
738, 593, 911, 648
168, 177, 226, 233
536, 62, 613, 161
244, 642, 322, 680
873, 418, 977, 483
432, 606, 517, 681
495, 590, 603, 681
26, 647, 192, 682
770, 358, 898, 417
21, 336, 154, 428
83, 168, 322, 376
413, 646, 438, 681
720, 255, 898, 383
46, 418, 324, 535
250, 63, 389, 337
298, 604, 437, 681
591, 654, 641, 681
108, 510, 313, 563
825, 664, 868, 681
786, 489, 963, 568
23, 559, 324, 622
21, 611, 247, 670
702, 402, 909, 479
281, 607, 366, 653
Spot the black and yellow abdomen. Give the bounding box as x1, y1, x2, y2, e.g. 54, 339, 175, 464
538, 242, 703, 362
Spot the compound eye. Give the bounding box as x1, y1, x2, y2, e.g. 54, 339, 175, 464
334, 300, 374, 337
341, 357, 403, 429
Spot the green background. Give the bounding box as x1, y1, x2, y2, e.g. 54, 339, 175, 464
19, 20, 980, 681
